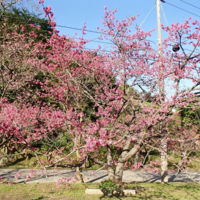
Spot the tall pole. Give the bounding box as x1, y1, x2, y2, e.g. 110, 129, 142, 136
157, 0, 163, 59
156, 0, 168, 183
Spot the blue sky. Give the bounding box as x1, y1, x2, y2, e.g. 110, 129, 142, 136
37, 0, 200, 52
35, 0, 200, 93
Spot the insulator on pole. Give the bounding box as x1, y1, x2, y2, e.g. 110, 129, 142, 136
172, 43, 180, 52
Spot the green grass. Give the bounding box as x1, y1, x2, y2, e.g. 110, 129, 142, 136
2, 152, 200, 172
2, 156, 200, 172
0, 182, 199, 200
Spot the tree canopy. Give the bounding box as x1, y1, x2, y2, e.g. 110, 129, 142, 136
0, 1, 200, 185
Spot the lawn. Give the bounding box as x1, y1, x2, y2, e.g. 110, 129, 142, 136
0, 182, 199, 200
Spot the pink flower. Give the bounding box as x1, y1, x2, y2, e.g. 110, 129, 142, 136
0, 177, 2, 181
38, 0, 44, 4
8, 181, 12, 185
26, 175, 31, 180
14, 172, 22, 179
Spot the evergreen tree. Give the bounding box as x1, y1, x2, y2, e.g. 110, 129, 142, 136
0, 7, 53, 43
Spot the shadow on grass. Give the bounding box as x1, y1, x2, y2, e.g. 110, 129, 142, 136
134, 182, 200, 200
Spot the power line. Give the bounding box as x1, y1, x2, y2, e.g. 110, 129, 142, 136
57, 24, 101, 34
165, 2, 200, 18
139, 3, 156, 28
1, 14, 114, 45
75, 37, 113, 45
1, 14, 102, 34
161, 3, 169, 26
1, 13, 199, 54
84, 47, 110, 53
184, 48, 200, 54
0, 14, 158, 46
0, 14, 150, 46
180, 0, 200, 10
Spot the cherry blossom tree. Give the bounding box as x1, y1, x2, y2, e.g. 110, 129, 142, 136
1, 1, 200, 185
0, 0, 42, 14
26, 3, 200, 184
0, 16, 65, 166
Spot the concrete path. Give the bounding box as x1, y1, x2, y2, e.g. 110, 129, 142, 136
0, 169, 200, 184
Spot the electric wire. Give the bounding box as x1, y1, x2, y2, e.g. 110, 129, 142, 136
165, 2, 200, 18
40, 2, 200, 70
161, 3, 169, 26
75, 37, 113, 45
0, 14, 102, 34
57, 24, 101, 34
0, 14, 158, 47
139, 3, 156, 28
180, 0, 200, 10
1, 11, 199, 54
160, 3, 200, 54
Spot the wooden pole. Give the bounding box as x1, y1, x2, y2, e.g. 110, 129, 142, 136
156, 0, 168, 183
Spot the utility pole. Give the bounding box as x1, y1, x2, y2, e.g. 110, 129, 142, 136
157, 0, 163, 58
156, 0, 168, 183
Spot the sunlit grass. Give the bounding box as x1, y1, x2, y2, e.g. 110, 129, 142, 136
0, 182, 199, 200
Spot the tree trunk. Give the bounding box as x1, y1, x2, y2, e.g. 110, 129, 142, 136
114, 162, 124, 184
106, 136, 144, 184
74, 113, 84, 183
107, 139, 131, 184
107, 162, 124, 184
75, 134, 84, 183
134, 151, 139, 164
107, 146, 115, 181
76, 165, 83, 183
161, 134, 168, 183
0, 145, 9, 166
